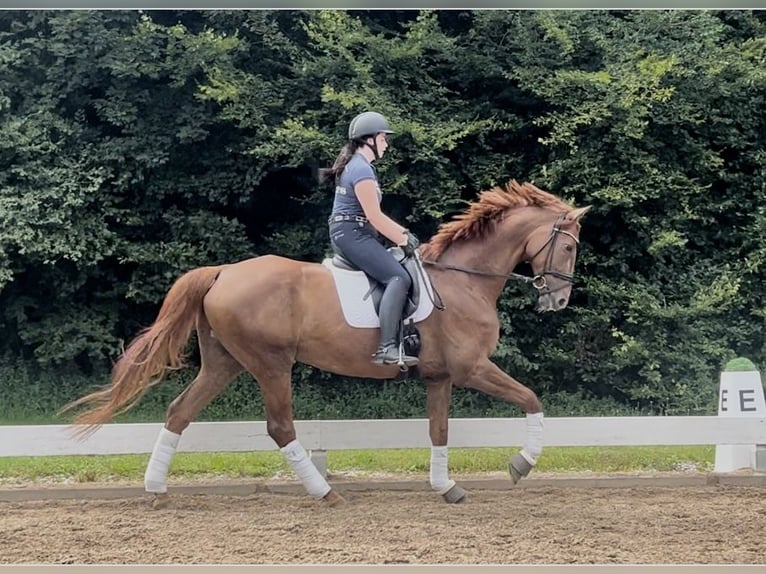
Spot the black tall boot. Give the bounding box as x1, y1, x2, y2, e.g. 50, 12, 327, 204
372, 276, 419, 366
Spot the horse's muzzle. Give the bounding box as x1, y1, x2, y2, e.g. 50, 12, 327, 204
536, 290, 570, 312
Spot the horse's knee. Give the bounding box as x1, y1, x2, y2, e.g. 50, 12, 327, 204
267, 419, 296, 447
523, 391, 542, 414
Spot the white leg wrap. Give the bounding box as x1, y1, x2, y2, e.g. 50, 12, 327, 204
144, 427, 181, 494
281, 439, 332, 499
522, 411, 544, 463
429, 445, 456, 495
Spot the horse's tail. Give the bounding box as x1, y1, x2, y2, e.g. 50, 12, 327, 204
60, 265, 223, 436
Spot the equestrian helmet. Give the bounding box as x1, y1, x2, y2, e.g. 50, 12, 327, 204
348, 111, 394, 140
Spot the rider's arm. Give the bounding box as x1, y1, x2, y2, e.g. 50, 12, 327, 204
355, 180, 408, 246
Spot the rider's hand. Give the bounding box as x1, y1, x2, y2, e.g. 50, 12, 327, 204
401, 231, 420, 256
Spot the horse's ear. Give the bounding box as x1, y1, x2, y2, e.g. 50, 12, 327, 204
565, 205, 592, 223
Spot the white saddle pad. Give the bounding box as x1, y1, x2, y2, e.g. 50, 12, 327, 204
322, 258, 436, 328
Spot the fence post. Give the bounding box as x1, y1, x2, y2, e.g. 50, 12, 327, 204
714, 357, 766, 473
756, 445, 766, 473
310, 449, 328, 478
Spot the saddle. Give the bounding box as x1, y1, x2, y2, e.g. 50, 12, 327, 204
325, 247, 431, 363
329, 246, 421, 318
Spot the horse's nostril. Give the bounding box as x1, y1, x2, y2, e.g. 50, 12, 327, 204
557, 298, 567, 308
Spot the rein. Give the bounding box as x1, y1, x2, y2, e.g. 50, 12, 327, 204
419, 260, 538, 283
421, 214, 579, 292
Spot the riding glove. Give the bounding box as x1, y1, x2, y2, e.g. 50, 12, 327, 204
401, 231, 420, 256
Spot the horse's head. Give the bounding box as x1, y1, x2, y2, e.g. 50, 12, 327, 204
420, 180, 591, 312
525, 206, 591, 312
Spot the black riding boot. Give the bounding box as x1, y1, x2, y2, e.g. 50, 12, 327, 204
372, 276, 419, 366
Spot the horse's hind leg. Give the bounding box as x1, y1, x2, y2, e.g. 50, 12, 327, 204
229, 352, 344, 507
145, 318, 243, 508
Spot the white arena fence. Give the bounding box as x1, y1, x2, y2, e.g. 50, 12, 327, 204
1, 416, 765, 475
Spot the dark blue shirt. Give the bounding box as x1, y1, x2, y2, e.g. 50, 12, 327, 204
330, 153, 382, 219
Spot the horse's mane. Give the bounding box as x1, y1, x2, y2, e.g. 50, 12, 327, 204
420, 179, 574, 260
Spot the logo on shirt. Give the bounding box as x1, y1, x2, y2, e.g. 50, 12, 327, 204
335, 185, 347, 195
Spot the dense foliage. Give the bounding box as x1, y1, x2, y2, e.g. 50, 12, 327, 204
0, 10, 764, 420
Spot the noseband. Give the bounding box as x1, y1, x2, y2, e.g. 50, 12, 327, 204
421, 214, 579, 291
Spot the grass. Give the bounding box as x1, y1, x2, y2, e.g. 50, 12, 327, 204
0, 446, 714, 484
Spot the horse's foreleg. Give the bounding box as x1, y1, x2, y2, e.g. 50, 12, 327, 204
425, 379, 466, 504
460, 358, 543, 484
258, 370, 344, 507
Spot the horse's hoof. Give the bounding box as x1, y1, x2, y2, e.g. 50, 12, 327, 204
323, 489, 346, 507
509, 453, 534, 485
151, 493, 171, 510
441, 484, 467, 504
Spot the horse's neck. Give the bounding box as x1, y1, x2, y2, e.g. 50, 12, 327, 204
439, 209, 540, 301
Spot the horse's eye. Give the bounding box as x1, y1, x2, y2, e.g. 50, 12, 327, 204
564, 244, 574, 252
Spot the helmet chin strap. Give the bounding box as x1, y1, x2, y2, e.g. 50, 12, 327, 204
363, 136, 381, 160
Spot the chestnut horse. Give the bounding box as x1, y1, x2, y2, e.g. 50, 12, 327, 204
63, 179, 590, 507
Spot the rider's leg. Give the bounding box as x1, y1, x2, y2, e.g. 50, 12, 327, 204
328, 222, 417, 365
372, 273, 413, 364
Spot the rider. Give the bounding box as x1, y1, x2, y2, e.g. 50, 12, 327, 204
323, 111, 420, 366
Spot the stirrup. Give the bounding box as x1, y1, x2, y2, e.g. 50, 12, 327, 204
371, 344, 419, 368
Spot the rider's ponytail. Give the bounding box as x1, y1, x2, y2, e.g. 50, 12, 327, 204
318, 141, 361, 184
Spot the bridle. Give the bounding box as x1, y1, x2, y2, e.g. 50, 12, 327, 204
525, 213, 579, 292
420, 214, 579, 293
